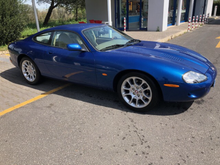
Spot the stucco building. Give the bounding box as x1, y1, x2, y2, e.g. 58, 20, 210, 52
85, 0, 214, 31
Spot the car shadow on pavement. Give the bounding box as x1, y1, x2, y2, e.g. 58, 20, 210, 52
1, 67, 193, 116
147, 101, 193, 115
0, 67, 71, 91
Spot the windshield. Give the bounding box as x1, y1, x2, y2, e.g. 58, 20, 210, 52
83, 25, 139, 51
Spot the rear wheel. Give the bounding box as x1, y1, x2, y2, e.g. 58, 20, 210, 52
20, 57, 41, 85
117, 72, 160, 113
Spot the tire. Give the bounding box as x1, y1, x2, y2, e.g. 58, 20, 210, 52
20, 57, 41, 85
117, 72, 160, 113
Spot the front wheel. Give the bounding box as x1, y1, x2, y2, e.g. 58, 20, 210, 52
117, 72, 160, 113
20, 57, 41, 85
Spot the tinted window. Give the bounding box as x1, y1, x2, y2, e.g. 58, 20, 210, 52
52, 31, 86, 49
83, 26, 133, 51
34, 32, 52, 45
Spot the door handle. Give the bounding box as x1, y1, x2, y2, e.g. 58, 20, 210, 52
48, 51, 53, 54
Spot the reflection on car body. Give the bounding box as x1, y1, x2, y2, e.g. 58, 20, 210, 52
8, 24, 217, 113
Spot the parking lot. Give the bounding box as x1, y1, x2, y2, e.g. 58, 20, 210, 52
0, 21, 220, 165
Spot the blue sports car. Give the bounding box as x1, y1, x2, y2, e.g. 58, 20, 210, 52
8, 24, 217, 113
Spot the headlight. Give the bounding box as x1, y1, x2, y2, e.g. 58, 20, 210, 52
183, 71, 207, 84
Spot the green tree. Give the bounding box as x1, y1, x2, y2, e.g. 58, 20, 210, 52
0, 0, 26, 45
65, 0, 85, 21
20, 4, 35, 23
38, 0, 85, 25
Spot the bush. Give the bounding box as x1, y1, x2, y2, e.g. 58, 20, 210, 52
0, 0, 26, 46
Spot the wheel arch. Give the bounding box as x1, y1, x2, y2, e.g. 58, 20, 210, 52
18, 54, 42, 84
113, 69, 163, 100
17, 54, 29, 68
17, 54, 42, 75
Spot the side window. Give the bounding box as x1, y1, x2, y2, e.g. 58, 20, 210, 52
34, 32, 52, 45
52, 31, 86, 49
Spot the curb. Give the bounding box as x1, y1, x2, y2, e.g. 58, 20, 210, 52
0, 50, 9, 56
157, 29, 187, 42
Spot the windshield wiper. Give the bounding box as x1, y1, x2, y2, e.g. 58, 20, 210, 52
100, 44, 124, 51
125, 39, 141, 46
100, 39, 141, 51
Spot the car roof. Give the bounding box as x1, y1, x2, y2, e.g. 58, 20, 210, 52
39, 23, 106, 34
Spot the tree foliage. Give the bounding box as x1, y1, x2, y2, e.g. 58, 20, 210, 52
65, 0, 85, 21
0, 0, 26, 45
37, 0, 85, 25
19, 4, 35, 23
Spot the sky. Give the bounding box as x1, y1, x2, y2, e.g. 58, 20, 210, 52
24, 0, 49, 11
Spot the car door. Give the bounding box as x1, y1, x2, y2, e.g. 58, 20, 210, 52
43, 31, 96, 85
31, 31, 54, 76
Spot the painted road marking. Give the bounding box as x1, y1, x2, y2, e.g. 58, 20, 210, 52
0, 83, 71, 117
216, 36, 220, 48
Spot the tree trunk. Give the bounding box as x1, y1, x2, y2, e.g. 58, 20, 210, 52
43, 6, 54, 26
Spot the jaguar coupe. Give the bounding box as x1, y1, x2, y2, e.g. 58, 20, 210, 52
8, 24, 217, 113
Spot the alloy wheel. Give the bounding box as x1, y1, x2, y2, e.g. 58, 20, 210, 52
121, 76, 152, 108
21, 60, 36, 82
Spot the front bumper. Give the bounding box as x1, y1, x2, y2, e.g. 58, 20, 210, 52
162, 66, 217, 102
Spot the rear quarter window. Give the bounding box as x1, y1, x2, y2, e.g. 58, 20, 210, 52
34, 32, 52, 45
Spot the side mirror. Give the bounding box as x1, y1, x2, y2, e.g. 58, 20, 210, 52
67, 43, 82, 51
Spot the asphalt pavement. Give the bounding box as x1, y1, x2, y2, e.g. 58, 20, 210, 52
0, 18, 220, 165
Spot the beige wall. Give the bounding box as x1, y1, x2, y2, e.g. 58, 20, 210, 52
148, 0, 168, 31
85, 0, 115, 26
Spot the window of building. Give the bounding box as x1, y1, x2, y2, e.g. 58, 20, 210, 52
115, 0, 148, 30
168, 0, 178, 25
181, 0, 187, 22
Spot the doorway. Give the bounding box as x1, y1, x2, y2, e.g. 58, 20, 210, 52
115, 0, 148, 31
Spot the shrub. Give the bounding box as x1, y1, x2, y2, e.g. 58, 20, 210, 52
0, 0, 26, 46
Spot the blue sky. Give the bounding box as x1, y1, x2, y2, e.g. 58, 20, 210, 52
24, 0, 49, 10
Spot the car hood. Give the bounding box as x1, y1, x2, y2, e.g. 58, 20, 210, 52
114, 41, 211, 73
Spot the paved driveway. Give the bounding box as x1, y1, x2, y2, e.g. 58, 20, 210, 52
0, 20, 219, 164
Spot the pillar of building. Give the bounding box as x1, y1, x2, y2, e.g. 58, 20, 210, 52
188, 0, 194, 18
148, 0, 169, 31
107, 0, 112, 26
176, 0, 183, 26
205, 0, 214, 16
